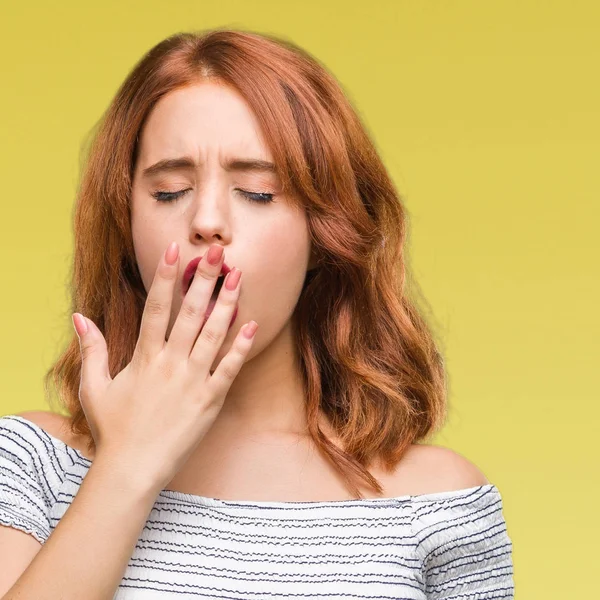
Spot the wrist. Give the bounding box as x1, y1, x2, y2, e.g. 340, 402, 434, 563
86, 453, 163, 502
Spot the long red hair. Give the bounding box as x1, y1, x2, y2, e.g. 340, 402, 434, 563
45, 28, 448, 499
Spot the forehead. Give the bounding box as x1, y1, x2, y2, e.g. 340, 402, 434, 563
136, 81, 271, 163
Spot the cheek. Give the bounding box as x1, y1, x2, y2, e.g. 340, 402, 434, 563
131, 215, 167, 294
251, 225, 310, 314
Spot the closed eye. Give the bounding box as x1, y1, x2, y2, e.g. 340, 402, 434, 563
239, 190, 275, 204
151, 189, 190, 203
151, 189, 275, 204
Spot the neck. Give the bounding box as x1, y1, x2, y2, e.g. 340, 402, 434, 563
213, 319, 310, 438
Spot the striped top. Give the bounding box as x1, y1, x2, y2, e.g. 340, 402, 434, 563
0, 414, 514, 599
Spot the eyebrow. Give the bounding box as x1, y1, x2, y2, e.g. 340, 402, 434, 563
141, 156, 278, 178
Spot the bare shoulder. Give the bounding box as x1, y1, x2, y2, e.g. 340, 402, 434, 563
15, 410, 86, 453
419, 443, 490, 485
380, 443, 490, 497
15, 410, 64, 433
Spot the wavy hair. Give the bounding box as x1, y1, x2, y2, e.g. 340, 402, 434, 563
45, 28, 448, 499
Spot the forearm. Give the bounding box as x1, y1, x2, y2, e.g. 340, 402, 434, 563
3, 457, 161, 600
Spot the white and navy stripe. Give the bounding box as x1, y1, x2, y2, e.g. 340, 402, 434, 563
0, 415, 514, 599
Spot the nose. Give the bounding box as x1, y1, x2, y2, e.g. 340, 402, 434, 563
187, 183, 231, 246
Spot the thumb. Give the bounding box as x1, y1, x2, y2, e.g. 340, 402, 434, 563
72, 313, 112, 394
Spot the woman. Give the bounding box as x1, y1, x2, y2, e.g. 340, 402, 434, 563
0, 29, 514, 599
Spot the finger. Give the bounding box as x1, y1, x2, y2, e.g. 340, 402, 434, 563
189, 267, 242, 371
207, 321, 258, 397
72, 313, 111, 403
134, 242, 179, 366
167, 244, 224, 359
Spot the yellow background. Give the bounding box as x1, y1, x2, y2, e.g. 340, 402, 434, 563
1, 1, 598, 597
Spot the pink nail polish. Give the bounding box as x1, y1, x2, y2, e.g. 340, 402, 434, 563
225, 268, 241, 290
207, 245, 224, 265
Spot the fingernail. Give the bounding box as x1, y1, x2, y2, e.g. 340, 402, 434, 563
72, 313, 88, 336
243, 321, 258, 339
207, 245, 224, 265
225, 267, 241, 290
165, 242, 179, 265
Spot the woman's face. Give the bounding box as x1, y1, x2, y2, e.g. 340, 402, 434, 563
130, 80, 314, 371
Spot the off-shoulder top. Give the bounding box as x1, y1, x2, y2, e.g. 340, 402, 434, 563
0, 414, 514, 599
